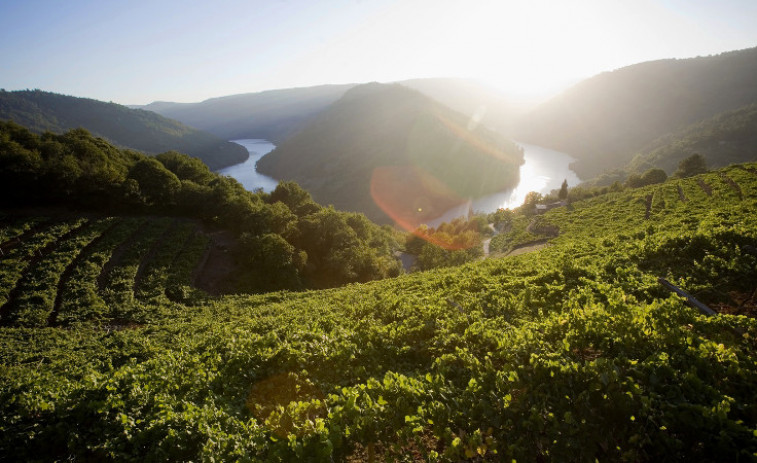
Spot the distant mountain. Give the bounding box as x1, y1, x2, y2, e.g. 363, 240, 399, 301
138, 84, 357, 143
398, 78, 525, 132
138, 79, 524, 144
625, 103, 757, 174
256, 83, 524, 225
0, 90, 247, 170
515, 46, 757, 178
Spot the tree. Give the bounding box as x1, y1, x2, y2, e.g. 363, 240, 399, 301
269, 181, 319, 217
127, 158, 181, 205
521, 191, 542, 215
673, 153, 708, 178
558, 179, 568, 200
640, 168, 667, 186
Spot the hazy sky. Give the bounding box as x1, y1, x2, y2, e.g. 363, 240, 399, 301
2, 0, 757, 105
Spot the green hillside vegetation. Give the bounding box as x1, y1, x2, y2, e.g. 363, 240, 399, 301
256, 83, 524, 224
516, 47, 757, 178
0, 121, 401, 291
1, 154, 756, 460
625, 103, 757, 175
0, 90, 248, 170
140, 84, 357, 143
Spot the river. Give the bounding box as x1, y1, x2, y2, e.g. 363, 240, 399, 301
221, 139, 580, 223
427, 142, 581, 226
217, 139, 278, 192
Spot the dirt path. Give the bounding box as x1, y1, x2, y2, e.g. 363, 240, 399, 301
193, 230, 239, 295
0, 221, 87, 326
97, 220, 148, 292
49, 220, 120, 326
677, 184, 688, 203
697, 178, 713, 196
720, 173, 743, 200
644, 193, 654, 219
505, 239, 551, 257
132, 219, 179, 294
0, 219, 54, 256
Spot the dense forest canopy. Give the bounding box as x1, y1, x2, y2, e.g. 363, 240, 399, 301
0, 90, 248, 170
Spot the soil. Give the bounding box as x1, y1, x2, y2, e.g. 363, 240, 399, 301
677, 184, 688, 203
719, 173, 743, 200
644, 193, 654, 219
716, 290, 757, 318
697, 178, 713, 196
192, 229, 240, 295
506, 241, 550, 257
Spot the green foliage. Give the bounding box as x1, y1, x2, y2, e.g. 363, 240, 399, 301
0, 122, 402, 292
408, 217, 487, 271
627, 168, 668, 188
0, 89, 248, 169
127, 158, 182, 205
2, 151, 757, 460
626, 103, 757, 174
673, 153, 708, 179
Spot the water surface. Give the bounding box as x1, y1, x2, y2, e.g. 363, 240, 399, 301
217, 139, 278, 192
428, 142, 580, 226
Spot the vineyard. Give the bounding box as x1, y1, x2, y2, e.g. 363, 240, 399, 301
0, 215, 208, 329
1, 163, 757, 461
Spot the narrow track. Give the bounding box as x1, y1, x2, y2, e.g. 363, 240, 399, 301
0, 221, 87, 326
48, 220, 121, 327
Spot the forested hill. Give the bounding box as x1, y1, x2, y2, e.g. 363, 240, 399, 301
256, 83, 524, 225
516, 46, 757, 178
139, 84, 357, 143
0, 90, 248, 170
624, 103, 757, 175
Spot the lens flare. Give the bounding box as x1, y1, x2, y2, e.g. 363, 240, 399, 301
371, 165, 479, 250
436, 112, 522, 165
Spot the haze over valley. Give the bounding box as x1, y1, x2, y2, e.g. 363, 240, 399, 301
2, 1, 757, 461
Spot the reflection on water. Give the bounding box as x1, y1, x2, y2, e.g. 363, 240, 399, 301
218, 139, 279, 192
218, 139, 579, 229
428, 142, 580, 227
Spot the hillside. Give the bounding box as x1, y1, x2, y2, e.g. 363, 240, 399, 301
625, 103, 757, 174
516, 46, 757, 178
256, 83, 524, 225
139, 84, 357, 143
0, 90, 248, 170
0, 121, 402, 291
1, 161, 756, 461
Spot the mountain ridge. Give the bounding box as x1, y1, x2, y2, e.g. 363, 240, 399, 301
515, 46, 757, 178
0, 89, 248, 170
256, 83, 524, 225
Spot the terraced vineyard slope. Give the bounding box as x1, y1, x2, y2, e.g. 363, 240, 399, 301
0, 215, 209, 329
1, 163, 756, 461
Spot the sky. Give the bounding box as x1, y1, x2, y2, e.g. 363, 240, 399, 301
2, 0, 757, 105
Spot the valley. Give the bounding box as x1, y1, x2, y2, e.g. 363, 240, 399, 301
2, 33, 757, 461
